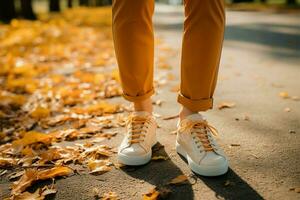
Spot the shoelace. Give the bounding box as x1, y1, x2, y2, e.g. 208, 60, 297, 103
179, 120, 218, 152
126, 115, 151, 144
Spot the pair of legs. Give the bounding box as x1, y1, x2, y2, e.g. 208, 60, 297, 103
112, 0, 228, 176
112, 0, 225, 117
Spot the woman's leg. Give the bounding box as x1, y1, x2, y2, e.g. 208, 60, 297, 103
112, 0, 155, 113
175, 0, 228, 176
113, 0, 157, 166
179, 0, 225, 117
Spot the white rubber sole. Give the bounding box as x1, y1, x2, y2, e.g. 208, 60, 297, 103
117, 141, 157, 166
176, 141, 228, 176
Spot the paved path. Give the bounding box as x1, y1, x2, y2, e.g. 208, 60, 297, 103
1, 5, 300, 200
152, 5, 300, 200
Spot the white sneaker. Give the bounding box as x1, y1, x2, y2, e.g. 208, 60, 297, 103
176, 114, 229, 176
117, 111, 157, 166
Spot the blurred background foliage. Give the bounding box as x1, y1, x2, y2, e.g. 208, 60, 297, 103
0, 0, 299, 23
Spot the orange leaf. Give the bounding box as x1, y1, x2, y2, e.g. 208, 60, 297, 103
12, 131, 53, 152
30, 106, 51, 119
168, 175, 188, 185
11, 169, 38, 195
37, 166, 73, 180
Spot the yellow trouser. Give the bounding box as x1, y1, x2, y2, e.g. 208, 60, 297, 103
112, 0, 225, 112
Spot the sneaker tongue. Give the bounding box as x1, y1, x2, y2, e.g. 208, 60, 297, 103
184, 113, 205, 122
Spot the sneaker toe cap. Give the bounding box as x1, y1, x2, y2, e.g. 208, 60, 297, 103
120, 145, 147, 156
200, 152, 227, 166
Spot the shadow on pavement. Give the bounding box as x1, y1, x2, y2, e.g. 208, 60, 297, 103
225, 23, 300, 58
121, 142, 194, 200
177, 153, 264, 200
197, 169, 264, 200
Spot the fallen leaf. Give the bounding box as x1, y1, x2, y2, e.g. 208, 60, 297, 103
11, 169, 38, 195
143, 187, 171, 200
8, 171, 25, 180
290, 187, 300, 193
279, 92, 289, 99
250, 153, 259, 159
30, 106, 51, 119
230, 144, 241, 147
162, 114, 179, 120
0, 157, 17, 167
12, 189, 44, 200
224, 180, 231, 186
143, 188, 160, 200
168, 175, 188, 185
37, 166, 73, 180
0, 169, 8, 176
102, 191, 118, 200
151, 156, 169, 161
12, 131, 53, 153
289, 130, 296, 134
218, 102, 236, 110
291, 96, 300, 101
12, 185, 57, 200
87, 159, 112, 174
11, 166, 73, 195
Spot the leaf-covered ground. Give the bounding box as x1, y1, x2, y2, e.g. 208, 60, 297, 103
0, 7, 177, 200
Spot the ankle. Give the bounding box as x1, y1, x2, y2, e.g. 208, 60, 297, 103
133, 98, 153, 114
179, 107, 198, 121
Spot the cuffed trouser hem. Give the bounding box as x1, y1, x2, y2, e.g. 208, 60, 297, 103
122, 88, 155, 102
177, 93, 213, 112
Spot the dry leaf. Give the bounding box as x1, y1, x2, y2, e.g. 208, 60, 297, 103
218, 102, 236, 110
12, 189, 44, 200
0, 157, 17, 167
224, 180, 231, 186
11, 169, 38, 195
0, 169, 8, 176
12, 185, 57, 200
289, 130, 296, 134
162, 114, 179, 120
151, 156, 169, 161
168, 175, 188, 185
289, 187, 300, 193
37, 166, 73, 180
12, 131, 53, 153
143, 188, 160, 200
30, 106, 51, 119
87, 159, 112, 174
8, 171, 25, 180
230, 144, 241, 147
11, 166, 72, 195
143, 187, 171, 200
279, 92, 289, 99
102, 191, 118, 200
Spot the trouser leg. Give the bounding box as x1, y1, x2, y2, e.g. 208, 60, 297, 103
178, 0, 225, 112
112, 0, 155, 102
